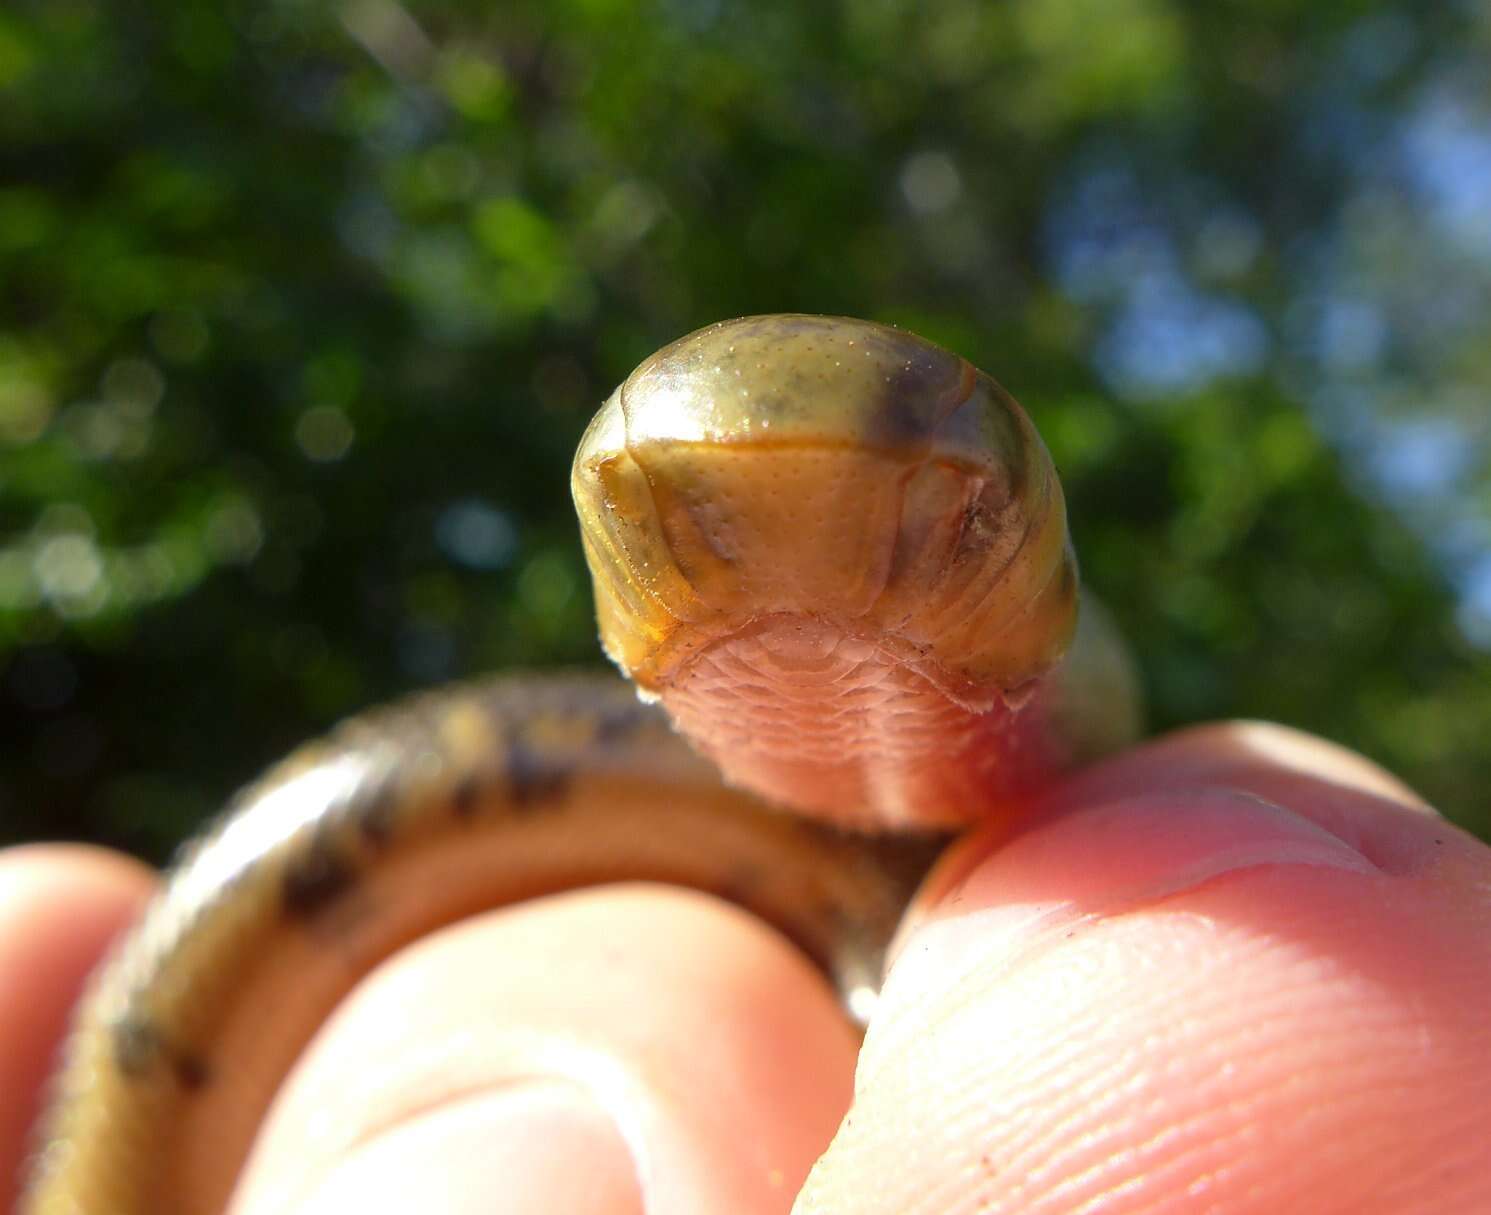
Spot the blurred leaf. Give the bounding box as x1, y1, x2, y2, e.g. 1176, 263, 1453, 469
1, 0, 1488, 857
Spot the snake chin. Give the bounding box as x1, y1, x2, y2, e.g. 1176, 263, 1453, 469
652, 613, 1068, 832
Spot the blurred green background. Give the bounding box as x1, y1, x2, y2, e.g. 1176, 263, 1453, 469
2, 0, 1489, 859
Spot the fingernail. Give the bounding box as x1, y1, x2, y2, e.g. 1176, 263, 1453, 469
891, 786, 1381, 977
291, 1080, 644, 1215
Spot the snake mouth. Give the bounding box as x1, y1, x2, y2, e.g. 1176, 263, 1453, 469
572, 314, 1078, 825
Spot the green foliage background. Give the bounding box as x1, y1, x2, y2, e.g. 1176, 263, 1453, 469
2, 0, 1489, 857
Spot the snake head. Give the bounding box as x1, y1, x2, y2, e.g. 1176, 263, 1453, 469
572, 314, 1079, 826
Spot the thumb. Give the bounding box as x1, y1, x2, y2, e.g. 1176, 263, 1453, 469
796, 723, 1491, 1215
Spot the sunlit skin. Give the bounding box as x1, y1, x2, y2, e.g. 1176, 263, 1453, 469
5, 724, 1491, 1213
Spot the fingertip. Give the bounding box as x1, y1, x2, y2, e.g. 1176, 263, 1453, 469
0, 844, 158, 1212
1188, 720, 1435, 811
288, 1082, 645, 1215
235, 884, 858, 1215
0, 842, 157, 902
805, 728, 1491, 1214
907, 720, 1463, 944
1081, 719, 1436, 816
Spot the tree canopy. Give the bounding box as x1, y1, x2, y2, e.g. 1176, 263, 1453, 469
2, 0, 1489, 855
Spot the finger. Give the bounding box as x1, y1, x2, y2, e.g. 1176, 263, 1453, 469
0, 845, 157, 1213
798, 722, 1491, 1214
231, 883, 859, 1215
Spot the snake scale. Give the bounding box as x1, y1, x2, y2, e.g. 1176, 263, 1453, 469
22, 314, 1142, 1214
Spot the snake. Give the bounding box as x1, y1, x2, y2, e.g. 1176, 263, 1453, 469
21, 313, 1142, 1214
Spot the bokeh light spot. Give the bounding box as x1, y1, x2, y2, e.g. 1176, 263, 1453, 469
295, 405, 356, 461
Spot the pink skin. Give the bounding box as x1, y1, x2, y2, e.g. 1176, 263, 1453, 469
4, 723, 1490, 1213
0, 847, 155, 1215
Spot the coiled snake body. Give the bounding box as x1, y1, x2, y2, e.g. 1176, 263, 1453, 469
23, 315, 1141, 1214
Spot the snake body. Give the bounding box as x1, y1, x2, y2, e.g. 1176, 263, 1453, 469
22, 315, 1140, 1214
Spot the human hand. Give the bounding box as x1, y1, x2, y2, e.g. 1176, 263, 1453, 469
5, 721, 1490, 1214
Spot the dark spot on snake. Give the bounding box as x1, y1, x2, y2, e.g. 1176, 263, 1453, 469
356, 782, 398, 847
506, 736, 571, 809
867, 350, 956, 448
113, 1018, 211, 1090
282, 841, 358, 917
173, 1049, 212, 1091
593, 704, 646, 745
113, 1017, 163, 1079
450, 773, 481, 818
869, 391, 924, 449
718, 860, 767, 906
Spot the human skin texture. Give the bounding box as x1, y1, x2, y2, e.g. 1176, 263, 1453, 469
5, 721, 1490, 1214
